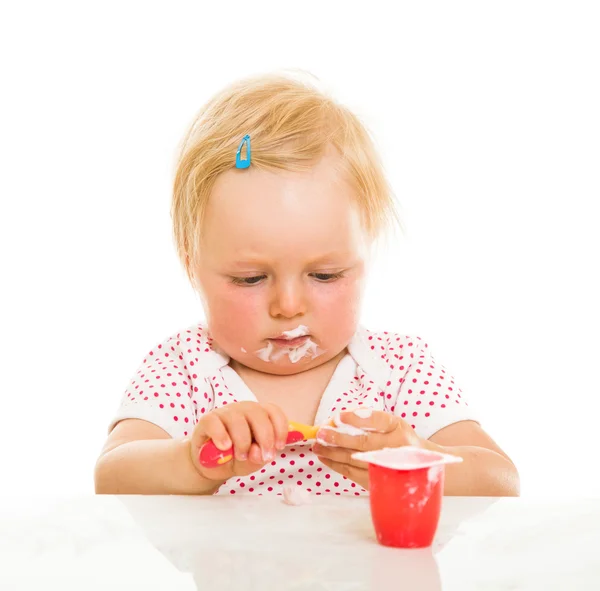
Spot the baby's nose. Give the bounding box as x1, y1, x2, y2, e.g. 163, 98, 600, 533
269, 282, 308, 318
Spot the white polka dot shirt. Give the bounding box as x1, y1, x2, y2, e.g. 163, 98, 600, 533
109, 323, 477, 496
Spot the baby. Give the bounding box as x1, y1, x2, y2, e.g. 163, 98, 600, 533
94, 73, 519, 497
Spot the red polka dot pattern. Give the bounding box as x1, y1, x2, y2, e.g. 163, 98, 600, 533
110, 324, 476, 497
366, 330, 473, 437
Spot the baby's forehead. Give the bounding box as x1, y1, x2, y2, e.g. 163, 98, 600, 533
209, 154, 358, 221
214, 148, 351, 199
201, 151, 369, 264
210, 224, 365, 268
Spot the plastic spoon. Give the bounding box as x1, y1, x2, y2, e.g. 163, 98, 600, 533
198, 421, 319, 468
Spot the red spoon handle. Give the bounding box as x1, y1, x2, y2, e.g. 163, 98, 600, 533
198, 422, 318, 468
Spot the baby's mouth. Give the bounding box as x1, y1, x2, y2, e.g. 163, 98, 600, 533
268, 335, 310, 347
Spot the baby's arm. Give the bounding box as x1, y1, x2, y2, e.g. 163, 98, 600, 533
95, 400, 289, 494
427, 419, 520, 496
95, 419, 222, 495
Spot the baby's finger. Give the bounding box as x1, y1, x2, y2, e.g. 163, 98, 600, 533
262, 403, 289, 450
312, 443, 369, 470
218, 411, 253, 461
247, 442, 264, 466
245, 406, 276, 462
337, 408, 397, 434
193, 412, 231, 452
317, 457, 369, 490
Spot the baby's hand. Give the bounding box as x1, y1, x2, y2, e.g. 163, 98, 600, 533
312, 408, 425, 490
190, 401, 289, 481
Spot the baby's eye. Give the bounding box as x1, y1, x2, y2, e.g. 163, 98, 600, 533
311, 272, 345, 282
231, 275, 266, 286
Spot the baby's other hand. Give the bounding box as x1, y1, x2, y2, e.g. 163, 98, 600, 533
190, 401, 289, 481
312, 408, 424, 489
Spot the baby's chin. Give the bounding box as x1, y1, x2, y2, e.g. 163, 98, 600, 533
240, 360, 321, 376
230, 345, 345, 376
235, 351, 327, 376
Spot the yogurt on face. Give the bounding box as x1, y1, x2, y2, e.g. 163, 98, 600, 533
280, 325, 311, 339
255, 325, 325, 364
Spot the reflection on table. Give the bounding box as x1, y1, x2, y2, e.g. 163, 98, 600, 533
1, 494, 599, 590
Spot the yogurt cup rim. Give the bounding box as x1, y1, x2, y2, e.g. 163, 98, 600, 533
352, 445, 463, 471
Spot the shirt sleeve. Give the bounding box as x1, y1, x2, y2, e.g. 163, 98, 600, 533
383, 335, 479, 440
107, 326, 214, 439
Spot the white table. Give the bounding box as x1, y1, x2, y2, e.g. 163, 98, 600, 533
0, 495, 598, 590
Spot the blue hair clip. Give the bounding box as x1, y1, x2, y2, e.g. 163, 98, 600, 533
235, 134, 251, 169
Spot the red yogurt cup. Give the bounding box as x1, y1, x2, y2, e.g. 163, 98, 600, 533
352, 446, 463, 548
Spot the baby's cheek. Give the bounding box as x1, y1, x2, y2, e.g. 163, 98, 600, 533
208, 289, 263, 345
312, 281, 362, 337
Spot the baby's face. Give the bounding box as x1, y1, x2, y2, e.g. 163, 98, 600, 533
193, 148, 370, 375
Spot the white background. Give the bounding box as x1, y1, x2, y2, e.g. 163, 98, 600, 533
1, 1, 598, 497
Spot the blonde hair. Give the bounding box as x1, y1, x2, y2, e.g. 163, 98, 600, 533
171, 71, 402, 287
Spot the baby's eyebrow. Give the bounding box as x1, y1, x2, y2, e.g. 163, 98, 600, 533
308, 251, 348, 263
228, 257, 268, 269
228, 252, 350, 269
